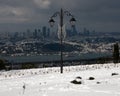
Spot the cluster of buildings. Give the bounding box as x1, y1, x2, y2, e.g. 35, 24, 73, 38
0, 24, 119, 58
0, 25, 79, 41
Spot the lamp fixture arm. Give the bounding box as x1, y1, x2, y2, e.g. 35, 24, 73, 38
51, 12, 60, 18
51, 10, 75, 18
64, 11, 74, 17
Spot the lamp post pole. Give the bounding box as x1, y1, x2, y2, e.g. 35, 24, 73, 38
49, 9, 76, 74
60, 9, 63, 73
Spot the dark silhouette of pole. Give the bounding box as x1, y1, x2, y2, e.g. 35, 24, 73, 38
60, 9, 63, 73
49, 8, 76, 74
11, 60, 13, 70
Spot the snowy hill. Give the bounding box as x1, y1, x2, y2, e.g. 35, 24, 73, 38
0, 63, 120, 96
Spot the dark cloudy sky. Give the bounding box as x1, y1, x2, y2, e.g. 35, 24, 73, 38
0, 0, 120, 32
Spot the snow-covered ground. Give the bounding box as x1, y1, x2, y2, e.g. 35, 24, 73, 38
0, 63, 120, 96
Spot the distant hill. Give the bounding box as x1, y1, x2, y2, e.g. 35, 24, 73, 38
41, 43, 81, 52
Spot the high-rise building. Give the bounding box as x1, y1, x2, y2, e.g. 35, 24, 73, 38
42, 26, 47, 38
66, 25, 77, 37
37, 29, 41, 38
66, 29, 71, 37
26, 29, 31, 39
47, 28, 50, 37
32, 28, 41, 39
71, 25, 78, 36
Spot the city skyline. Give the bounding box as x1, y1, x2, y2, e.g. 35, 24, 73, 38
0, 0, 120, 32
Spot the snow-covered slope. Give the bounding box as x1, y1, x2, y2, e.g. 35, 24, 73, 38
0, 63, 120, 96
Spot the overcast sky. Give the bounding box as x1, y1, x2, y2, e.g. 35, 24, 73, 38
0, 0, 120, 32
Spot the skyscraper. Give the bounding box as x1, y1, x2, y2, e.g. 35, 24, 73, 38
33, 29, 38, 39
71, 25, 77, 36
42, 26, 47, 38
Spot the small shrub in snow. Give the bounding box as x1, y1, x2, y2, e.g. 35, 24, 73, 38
111, 73, 119, 76
71, 80, 82, 84
9, 74, 11, 77
76, 76, 82, 79
71, 76, 83, 84
88, 77, 95, 80
96, 82, 101, 84
5, 75, 7, 78
43, 72, 45, 74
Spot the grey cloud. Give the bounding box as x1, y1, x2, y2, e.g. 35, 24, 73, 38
0, 0, 120, 32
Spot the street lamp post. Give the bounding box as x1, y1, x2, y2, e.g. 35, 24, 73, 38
49, 8, 76, 73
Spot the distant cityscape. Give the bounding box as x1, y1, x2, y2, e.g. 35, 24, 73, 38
0, 25, 80, 40
0, 25, 120, 63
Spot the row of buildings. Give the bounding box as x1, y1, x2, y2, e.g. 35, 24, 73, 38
0, 25, 95, 40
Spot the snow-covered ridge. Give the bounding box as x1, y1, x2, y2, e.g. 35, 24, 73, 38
0, 63, 119, 80
0, 63, 120, 96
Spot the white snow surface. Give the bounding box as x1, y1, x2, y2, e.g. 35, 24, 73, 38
0, 63, 120, 96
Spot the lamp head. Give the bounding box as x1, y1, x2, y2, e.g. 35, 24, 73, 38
49, 18, 55, 27
70, 17, 76, 26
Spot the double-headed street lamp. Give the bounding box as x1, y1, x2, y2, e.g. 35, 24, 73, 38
49, 8, 76, 73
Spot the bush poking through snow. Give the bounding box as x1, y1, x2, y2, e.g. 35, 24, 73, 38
76, 76, 82, 79
96, 82, 101, 84
71, 80, 82, 84
88, 77, 95, 80
111, 73, 119, 76
71, 76, 83, 84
